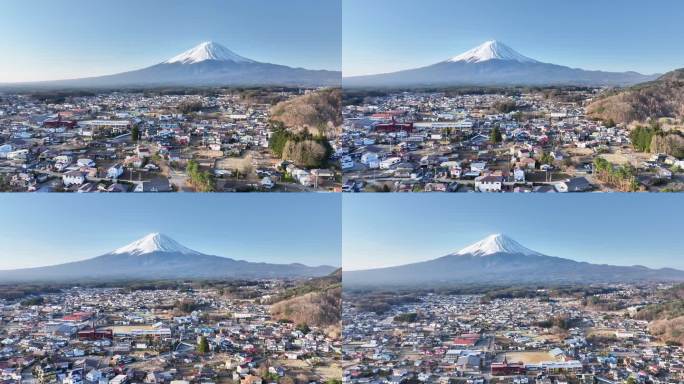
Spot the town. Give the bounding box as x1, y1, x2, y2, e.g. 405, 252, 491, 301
0, 88, 341, 192
342, 285, 684, 384
0, 280, 342, 384
340, 90, 684, 192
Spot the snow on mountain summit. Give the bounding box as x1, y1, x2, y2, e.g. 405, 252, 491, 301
111, 233, 200, 256
165, 41, 255, 64
453, 233, 542, 257
447, 40, 538, 64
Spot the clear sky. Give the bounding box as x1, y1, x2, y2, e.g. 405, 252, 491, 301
0, 0, 341, 82
343, 194, 684, 271
0, 194, 341, 270
343, 0, 684, 76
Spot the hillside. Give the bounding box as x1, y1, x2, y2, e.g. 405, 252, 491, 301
587, 69, 684, 124
268, 89, 340, 168
270, 269, 341, 328
634, 284, 684, 345
270, 88, 342, 137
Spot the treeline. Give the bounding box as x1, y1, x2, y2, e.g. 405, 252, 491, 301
21, 296, 45, 306
493, 100, 518, 113
582, 295, 624, 311
269, 125, 332, 169
535, 314, 581, 330
186, 159, 216, 192
346, 284, 620, 315
482, 287, 549, 302
593, 157, 639, 192
268, 269, 341, 304
0, 279, 274, 302
394, 312, 418, 323
350, 293, 422, 314
635, 300, 684, 321
631, 121, 684, 158
29, 90, 96, 104
341, 86, 593, 106
0, 284, 64, 301
177, 100, 204, 114
630, 124, 660, 152
175, 299, 204, 314
346, 284, 617, 298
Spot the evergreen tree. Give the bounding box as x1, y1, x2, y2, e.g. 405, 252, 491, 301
490, 126, 502, 143
131, 126, 140, 142
197, 336, 209, 354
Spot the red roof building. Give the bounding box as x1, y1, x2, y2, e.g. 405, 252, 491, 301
453, 333, 480, 346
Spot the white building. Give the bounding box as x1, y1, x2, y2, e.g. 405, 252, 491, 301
475, 175, 503, 192
107, 164, 124, 179
63, 171, 86, 186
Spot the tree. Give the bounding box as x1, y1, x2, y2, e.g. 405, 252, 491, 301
197, 336, 209, 355
493, 100, 517, 113
490, 126, 502, 144
131, 126, 140, 142
0, 174, 11, 192
177, 100, 203, 114
540, 151, 554, 165
186, 160, 216, 192
295, 323, 311, 334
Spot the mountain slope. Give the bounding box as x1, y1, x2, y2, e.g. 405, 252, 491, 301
0, 233, 337, 282
343, 234, 684, 286
588, 68, 684, 124
343, 40, 657, 87
8, 42, 340, 88
270, 268, 342, 328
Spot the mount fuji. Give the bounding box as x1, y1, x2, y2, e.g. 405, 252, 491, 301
343, 40, 658, 87
0, 233, 337, 282
11, 41, 340, 89
343, 234, 684, 287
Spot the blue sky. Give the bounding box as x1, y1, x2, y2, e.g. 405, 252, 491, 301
343, 194, 684, 271
0, 194, 341, 269
343, 0, 684, 76
0, 0, 341, 82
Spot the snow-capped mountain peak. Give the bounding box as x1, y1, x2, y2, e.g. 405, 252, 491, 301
452, 233, 541, 257
447, 40, 538, 64
111, 233, 200, 256
164, 41, 255, 65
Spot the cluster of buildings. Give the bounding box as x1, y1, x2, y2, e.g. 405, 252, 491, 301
342, 286, 684, 384
0, 90, 338, 192
0, 284, 341, 384
340, 91, 684, 192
